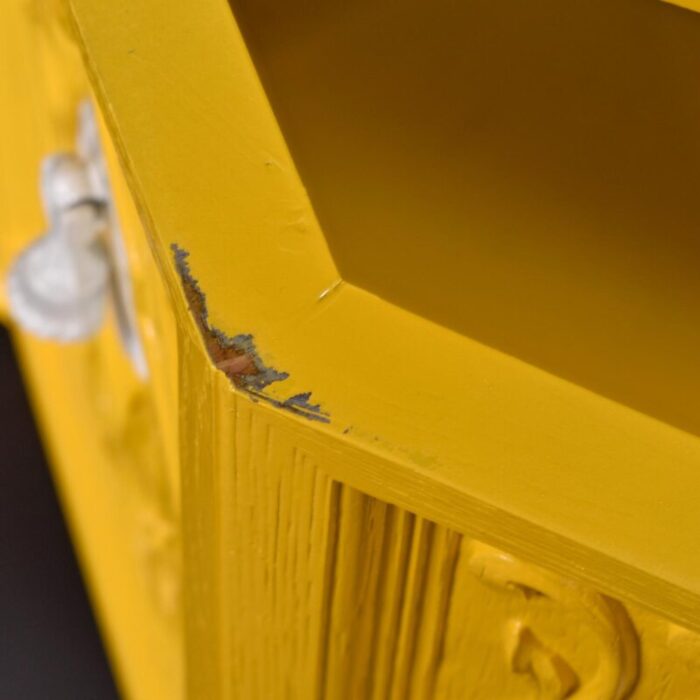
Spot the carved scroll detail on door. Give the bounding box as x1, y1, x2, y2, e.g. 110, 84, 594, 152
467, 542, 639, 700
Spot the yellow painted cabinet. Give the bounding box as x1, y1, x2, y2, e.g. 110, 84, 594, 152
2, 1, 700, 698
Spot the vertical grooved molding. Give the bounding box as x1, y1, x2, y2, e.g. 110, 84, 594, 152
179, 331, 471, 698
180, 330, 224, 700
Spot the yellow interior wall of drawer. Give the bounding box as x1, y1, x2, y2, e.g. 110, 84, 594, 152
229, 0, 700, 438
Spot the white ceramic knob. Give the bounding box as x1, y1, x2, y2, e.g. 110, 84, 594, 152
7, 153, 111, 342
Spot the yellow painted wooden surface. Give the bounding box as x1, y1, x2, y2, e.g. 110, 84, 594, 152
65, 0, 700, 627
3, 0, 700, 698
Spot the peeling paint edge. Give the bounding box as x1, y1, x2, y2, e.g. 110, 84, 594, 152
171, 243, 330, 423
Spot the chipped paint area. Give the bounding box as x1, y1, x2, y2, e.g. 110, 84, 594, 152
171, 244, 330, 423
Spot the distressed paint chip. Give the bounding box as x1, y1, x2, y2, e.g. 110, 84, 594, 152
172, 244, 330, 423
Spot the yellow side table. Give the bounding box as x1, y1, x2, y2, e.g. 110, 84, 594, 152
3, 1, 700, 697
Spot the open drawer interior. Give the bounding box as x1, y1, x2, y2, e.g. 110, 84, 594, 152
229, 0, 700, 437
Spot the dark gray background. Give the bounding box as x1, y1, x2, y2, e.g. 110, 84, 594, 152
0, 326, 119, 699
